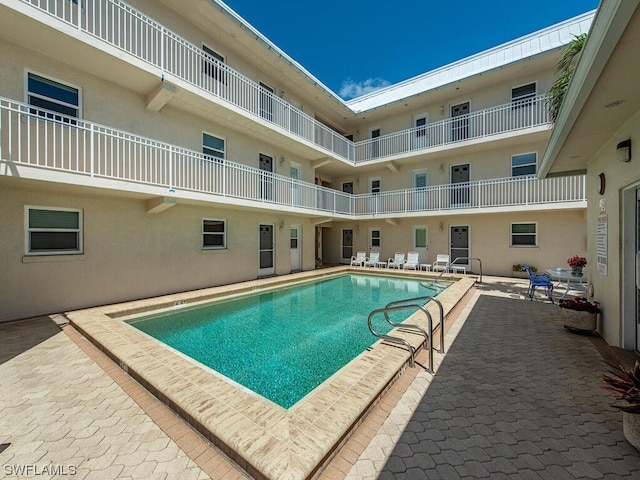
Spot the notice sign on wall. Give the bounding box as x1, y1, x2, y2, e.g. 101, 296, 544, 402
596, 213, 608, 276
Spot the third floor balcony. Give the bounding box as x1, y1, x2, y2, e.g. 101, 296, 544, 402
7, 0, 552, 168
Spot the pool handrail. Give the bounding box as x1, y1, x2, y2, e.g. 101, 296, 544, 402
387, 295, 445, 355
368, 304, 432, 370
432, 256, 483, 283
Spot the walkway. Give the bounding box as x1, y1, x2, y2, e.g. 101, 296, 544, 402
1, 277, 639, 479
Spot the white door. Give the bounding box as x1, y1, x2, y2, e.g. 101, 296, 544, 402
290, 162, 301, 206
413, 171, 428, 211
412, 226, 428, 264
258, 224, 275, 276
290, 225, 301, 272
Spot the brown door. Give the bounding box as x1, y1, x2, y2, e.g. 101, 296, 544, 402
451, 102, 470, 141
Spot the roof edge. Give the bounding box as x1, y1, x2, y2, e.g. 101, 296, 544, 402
539, 0, 640, 177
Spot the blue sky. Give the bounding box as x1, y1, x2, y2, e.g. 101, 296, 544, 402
221, 0, 599, 100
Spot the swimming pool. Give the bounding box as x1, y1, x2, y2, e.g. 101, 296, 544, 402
66, 267, 473, 480
128, 274, 446, 408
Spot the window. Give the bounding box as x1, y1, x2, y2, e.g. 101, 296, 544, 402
370, 178, 381, 194
370, 229, 381, 248
202, 44, 226, 83
511, 223, 537, 247
203, 132, 225, 161
511, 82, 536, 107
511, 152, 537, 176
25, 206, 82, 255
203, 219, 226, 249
27, 72, 80, 122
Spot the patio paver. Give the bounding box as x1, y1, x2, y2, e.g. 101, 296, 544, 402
1, 276, 639, 479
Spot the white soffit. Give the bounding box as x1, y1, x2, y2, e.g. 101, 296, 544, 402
345, 11, 595, 113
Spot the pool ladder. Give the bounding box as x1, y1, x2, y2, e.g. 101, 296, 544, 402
367, 295, 444, 373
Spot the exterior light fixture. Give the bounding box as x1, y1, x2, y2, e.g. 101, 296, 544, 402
617, 139, 631, 162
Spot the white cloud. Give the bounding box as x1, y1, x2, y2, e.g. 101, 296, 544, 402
339, 78, 391, 100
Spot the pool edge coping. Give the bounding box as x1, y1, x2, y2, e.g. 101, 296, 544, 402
64, 267, 475, 480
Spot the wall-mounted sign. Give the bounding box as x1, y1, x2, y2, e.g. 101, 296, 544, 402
597, 212, 608, 276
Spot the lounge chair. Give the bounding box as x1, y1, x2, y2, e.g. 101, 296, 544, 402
403, 251, 420, 270
350, 251, 367, 267
387, 252, 405, 269
364, 250, 381, 268
525, 265, 554, 303
432, 254, 450, 272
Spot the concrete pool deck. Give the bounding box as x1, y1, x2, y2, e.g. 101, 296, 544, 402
2, 273, 640, 479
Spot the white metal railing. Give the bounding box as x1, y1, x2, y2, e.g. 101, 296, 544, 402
355, 96, 550, 163
0, 97, 353, 214
0, 98, 585, 218
17, 0, 551, 166
353, 174, 585, 215
19, 0, 354, 162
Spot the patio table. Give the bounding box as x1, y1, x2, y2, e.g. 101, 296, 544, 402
545, 268, 587, 300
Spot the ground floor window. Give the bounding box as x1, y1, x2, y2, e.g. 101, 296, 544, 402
511, 222, 537, 247
25, 206, 82, 255
203, 219, 226, 249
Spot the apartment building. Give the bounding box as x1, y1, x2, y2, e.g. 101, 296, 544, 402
0, 0, 591, 322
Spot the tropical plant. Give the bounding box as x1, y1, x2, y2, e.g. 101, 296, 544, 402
549, 33, 587, 122
602, 361, 640, 414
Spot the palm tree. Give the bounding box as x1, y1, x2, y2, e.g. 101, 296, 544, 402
549, 33, 587, 122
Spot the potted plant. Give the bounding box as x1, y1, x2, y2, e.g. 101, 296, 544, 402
559, 296, 600, 333
567, 254, 587, 277
602, 361, 640, 451
512, 263, 536, 279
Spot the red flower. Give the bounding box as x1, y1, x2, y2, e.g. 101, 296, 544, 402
559, 296, 600, 313
567, 255, 587, 267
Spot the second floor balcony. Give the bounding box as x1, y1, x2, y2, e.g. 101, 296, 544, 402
0, 97, 585, 219
10, 0, 552, 167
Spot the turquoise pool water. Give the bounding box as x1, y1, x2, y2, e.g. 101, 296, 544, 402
128, 274, 448, 408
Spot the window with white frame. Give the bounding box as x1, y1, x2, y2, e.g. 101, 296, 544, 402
25, 206, 82, 255
511, 152, 537, 176
203, 133, 225, 162
202, 44, 226, 83
511, 82, 536, 107
370, 229, 381, 249
203, 219, 226, 249
27, 72, 80, 121
511, 223, 537, 247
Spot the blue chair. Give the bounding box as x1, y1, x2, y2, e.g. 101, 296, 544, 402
524, 265, 554, 303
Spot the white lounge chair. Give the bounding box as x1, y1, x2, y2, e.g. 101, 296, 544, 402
350, 251, 367, 267
387, 252, 405, 269
432, 254, 450, 272
403, 251, 420, 270
364, 250, 381, 268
